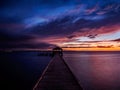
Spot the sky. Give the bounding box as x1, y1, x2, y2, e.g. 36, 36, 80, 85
0, 0, 120, 51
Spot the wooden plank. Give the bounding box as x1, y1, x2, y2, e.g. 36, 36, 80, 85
33, 54, 83, 90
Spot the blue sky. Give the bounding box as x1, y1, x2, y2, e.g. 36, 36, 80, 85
0, 0, 120, 50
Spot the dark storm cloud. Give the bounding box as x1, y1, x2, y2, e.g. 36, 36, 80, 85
0, 0, 120, 49
0, 30, 55, 49
113, 38, 120, 42
0, 31, 33, 43
0, 41, 55, 49
29, 16, 76, 37
87, 34, 98, 39
67, 35, 77, 39
29, 11, 120, 38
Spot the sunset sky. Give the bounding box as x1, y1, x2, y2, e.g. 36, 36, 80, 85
0, 0, 120, 51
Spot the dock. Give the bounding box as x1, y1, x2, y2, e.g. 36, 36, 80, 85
33, 47, 83, 90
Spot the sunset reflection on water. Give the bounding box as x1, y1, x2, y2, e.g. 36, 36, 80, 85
64, 52, 120, 90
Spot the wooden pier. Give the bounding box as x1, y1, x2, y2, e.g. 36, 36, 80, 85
33, 52, 83, 90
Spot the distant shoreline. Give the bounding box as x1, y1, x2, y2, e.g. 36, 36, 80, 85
0, 50, 120, 52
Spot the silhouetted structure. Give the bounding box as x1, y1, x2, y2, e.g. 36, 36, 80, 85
33, 52, 83, 90
52, 47, 63, 57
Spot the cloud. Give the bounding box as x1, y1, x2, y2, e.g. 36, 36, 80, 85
29, 12, 120, 38
113, 38, 120, 42
0, 41, 55, 49
0, 28, 57, 50
0, 30, 33, 43
0, 0, 120, 49
67, 35, 76, 39
87, 34, 98, 39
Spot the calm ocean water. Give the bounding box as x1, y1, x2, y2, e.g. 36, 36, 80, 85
63, 51, 120, 90
1, 51, 120, 90
0, 51, 51, 90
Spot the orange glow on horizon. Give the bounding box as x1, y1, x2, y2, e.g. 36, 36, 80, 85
62, 47, 120, 51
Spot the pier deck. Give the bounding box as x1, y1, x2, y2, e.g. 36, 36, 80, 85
33, 54, 83, 90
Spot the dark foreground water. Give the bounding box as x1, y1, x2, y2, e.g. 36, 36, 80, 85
0, 51, 51, 90
64, 51, 120, 90
1, 51, 120, 90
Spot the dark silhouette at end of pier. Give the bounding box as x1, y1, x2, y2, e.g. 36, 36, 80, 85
52, 46, 63, 57
33, 47, 83, 90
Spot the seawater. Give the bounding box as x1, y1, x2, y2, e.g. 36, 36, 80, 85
63, 51, 120, 90
0, 51, 51, 90
1, 51, 120, 90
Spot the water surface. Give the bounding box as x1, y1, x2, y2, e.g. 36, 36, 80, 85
0, 51, 51, 90
64, 51, 120, 90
